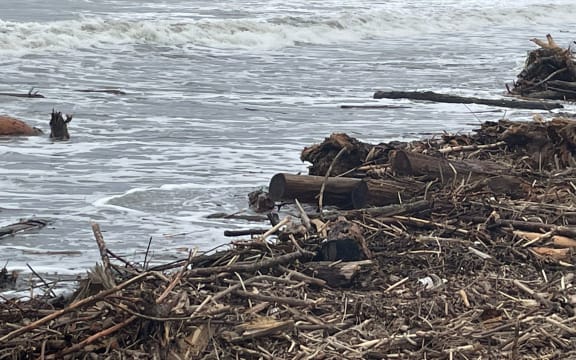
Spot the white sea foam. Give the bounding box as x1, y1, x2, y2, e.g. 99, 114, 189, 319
1, 2, 575, 53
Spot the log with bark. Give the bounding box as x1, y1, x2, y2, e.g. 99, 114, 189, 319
269, 173, 362, 209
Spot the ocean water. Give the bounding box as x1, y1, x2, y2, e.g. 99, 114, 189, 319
1, 0, 575, 283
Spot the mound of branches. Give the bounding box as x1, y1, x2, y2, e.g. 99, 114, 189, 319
509, 34, 576, 100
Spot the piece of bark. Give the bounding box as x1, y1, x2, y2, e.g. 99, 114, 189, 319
530, 247, 570, 261
373, 90, 563, 110
269, 173, 362, 209
304, 260, 374, 288
180, 324, 214, 357
325, 216, 371, 260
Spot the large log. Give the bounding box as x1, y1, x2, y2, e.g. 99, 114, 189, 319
0, 116, 43, 136
269, 173, 362, 209
373, 90, 563, 110
389, 150, 510, 181
351, 178, 425, 207
389, 150, 530, 197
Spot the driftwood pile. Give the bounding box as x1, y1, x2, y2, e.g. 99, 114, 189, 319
509, 34, 576, 100
4, 114, 576, 358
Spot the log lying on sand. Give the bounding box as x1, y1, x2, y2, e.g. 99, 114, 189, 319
509, 34, 576, 100
373, 90, 563, 110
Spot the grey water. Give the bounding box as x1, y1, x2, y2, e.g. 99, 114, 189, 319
1, 0, 575, 288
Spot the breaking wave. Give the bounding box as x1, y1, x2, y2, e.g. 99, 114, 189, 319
0, 2, 574, 53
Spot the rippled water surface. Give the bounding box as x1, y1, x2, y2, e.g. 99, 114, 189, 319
1, 0, 575, 280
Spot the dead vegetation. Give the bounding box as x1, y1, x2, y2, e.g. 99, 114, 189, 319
3, 113, 576, 359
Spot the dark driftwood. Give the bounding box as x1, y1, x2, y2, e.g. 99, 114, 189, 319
0, 89, 44, 98
224, 229, 267, 237
49, 110, 72, 141
0, 219, 49, 238
351, 178, 424, 207
373, 90, 563, 110
340, 105, 409, 109
324, 199, 431, 220
269, 173, 362, 209
390, 150, 511, 181
75, 89, 127, 95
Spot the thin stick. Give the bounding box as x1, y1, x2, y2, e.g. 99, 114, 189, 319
156, 249, 194, 304
56, 316, 137, 356
235, 290, 317, 307
384, 277, 409, 293
187, 249, 314, 277
295, 199, 312, 231
26, 263, 57, 298
256, 216, 291, 242
106, 248, 140, 273
439, 141, 506, 154
143, 236, 153, 270
319, 147, 347, 215
91, 222, 116, 286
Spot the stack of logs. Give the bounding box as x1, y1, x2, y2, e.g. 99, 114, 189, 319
271, 116, 576, 211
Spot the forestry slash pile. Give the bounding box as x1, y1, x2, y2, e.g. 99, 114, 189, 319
2, 36, 576, 359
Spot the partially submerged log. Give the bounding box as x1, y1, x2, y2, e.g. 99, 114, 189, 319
0, 110, 72, 139
75, 89, 127, 95
373, 90, 563, 110
0, 88, 44, 98
0, 116, 43, 136
0, 218, 49, 238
